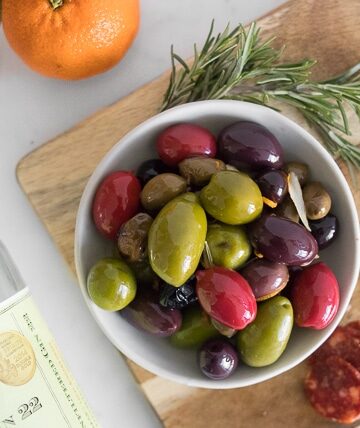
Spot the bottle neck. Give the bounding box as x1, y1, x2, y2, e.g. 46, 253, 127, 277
0, 241, 25, 301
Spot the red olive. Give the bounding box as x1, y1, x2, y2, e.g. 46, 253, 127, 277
156, 123, 217, 166
290, 262, 340, 329
196, 267, 257, 330
92, 171, 141, 240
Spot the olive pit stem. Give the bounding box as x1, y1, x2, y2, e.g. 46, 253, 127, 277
49, 0, 63, 10
202, 241, 214, 269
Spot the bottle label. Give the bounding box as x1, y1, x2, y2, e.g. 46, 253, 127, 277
0, 289, 99, 428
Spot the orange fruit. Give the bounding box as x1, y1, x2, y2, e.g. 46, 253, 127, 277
2, 0, 140, 80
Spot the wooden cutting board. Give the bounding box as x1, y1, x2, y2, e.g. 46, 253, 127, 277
16, 0, 360, 426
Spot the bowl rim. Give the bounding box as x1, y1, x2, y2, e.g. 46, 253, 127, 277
75, 99, 360, 389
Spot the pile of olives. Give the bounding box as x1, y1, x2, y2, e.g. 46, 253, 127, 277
88, 121, 340, 380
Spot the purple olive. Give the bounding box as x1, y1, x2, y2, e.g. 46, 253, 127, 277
249, 215, 318, 266
121, 292, 182, 337
218, 121, 284, 170
256, 170, 288, 207
241, 259, 289, 301
309, 213, 338, 249
198, 339, 238, 380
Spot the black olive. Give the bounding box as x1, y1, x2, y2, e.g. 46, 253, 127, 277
136, 159, 174, 186
309, 213, 338, 249
159, 276, 198, 309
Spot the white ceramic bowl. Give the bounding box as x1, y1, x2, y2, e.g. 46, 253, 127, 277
75, 100, 360, 389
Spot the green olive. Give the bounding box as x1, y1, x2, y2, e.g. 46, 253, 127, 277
303, 182, 331, 220
87, 258, 137, 311
237, 296, 293, 367
117, 213, 153, 263
200, 171, 263, 225
274, 195, 299, 222
140, 173, 187, 211
284, 162, 309, 186
179, 157, 226, 186
148, 192, 207, 287
205, 223, 251, 269
177, 192, 200, 203
170, 306, 219, 348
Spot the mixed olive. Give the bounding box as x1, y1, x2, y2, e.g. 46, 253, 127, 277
199, 339, 238, 380
88, 120, 340, 380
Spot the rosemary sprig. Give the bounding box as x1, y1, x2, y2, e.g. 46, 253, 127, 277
161, 22, 360, 170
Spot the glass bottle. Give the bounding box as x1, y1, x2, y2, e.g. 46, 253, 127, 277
0, 241, 98, 427
0, 241, 23, 300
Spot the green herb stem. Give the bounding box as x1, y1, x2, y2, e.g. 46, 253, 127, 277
161, 22, 360, 170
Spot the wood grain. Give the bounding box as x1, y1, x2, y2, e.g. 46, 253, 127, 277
16, 0, 360, 426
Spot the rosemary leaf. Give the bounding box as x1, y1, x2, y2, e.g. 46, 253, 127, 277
161, 22, 360, 170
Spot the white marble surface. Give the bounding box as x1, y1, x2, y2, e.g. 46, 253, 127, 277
0, 1, 287, 426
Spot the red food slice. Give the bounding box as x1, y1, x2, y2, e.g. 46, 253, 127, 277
345, 321, 360, 340
347, 321, 360, 331
305, 355, 360, 424
309, 326, 360, 371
